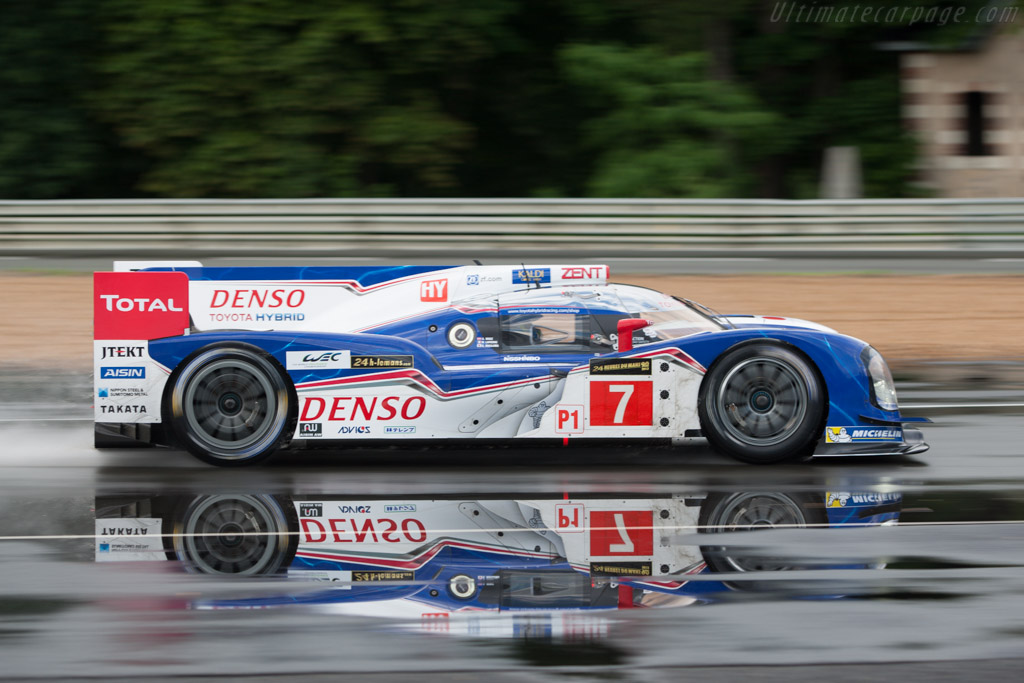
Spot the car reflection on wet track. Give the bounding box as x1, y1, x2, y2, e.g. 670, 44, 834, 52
94, 487, 902, 638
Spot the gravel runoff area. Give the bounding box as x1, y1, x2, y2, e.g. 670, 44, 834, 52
1, 273, 1021, 370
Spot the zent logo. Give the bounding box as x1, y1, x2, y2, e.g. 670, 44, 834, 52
589, 510, 654, 556
561, 266, 606, 280
94, 272, 190, 341
589, 381, 653, 426
420, 279, 448, 302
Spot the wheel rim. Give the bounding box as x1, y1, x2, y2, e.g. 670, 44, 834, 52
179, 495, 283, 575
705, 493, 807, 573
714, 357, 809, 447
183, 358, 278, 454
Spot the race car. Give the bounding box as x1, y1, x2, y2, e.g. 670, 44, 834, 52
92, 262, 928, 466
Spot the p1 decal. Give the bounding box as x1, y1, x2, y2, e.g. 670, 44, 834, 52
554, 404, 584, 434
589, 381, 652, 427
589, 510, 653, 556
556, 503, 584, 532
94, 272, 189, 341
419, 279, 448, 302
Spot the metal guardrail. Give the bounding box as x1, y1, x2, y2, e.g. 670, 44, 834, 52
2, 198, 1023, 256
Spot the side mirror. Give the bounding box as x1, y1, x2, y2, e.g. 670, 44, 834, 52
616, 319, 651, 353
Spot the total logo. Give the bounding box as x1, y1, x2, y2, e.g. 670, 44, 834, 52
99, 295, 183, 312
94, 272, 190, 341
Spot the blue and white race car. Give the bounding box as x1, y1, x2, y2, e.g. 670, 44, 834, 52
93, 263, 927, 466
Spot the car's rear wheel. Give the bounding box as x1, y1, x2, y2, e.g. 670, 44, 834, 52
698, 343, 825, 464
173, 494, 293, 575
169, 345, 294, 466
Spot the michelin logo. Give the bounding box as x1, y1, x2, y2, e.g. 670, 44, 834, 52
826, 427, 902, 443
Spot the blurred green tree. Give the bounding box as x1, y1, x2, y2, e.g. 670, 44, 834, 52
90, 0, 514, 197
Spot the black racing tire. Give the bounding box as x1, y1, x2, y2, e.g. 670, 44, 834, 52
698, 491, 827, 589
698, 342, 826, 464
167, 344, 295, 467
173, 494, 294, 575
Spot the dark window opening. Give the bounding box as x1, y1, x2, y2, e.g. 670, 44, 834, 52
964, 91, 990, 156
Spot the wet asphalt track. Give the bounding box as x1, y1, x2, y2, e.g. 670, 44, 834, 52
0, 369, 1023, 681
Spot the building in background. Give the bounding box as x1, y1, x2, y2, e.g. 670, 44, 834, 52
895, 16, 1023, 197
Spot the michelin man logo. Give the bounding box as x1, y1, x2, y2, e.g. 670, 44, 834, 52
528, 401, 551, 429
826, 492, 851, 508
826, 427, 852, 443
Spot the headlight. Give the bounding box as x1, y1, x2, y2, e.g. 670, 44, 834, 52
862, 346, 898, 411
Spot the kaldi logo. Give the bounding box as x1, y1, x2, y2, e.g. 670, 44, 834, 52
300, 396, 427, 422
94, 272, 190, 341
561, 266, 606, 280
419, 279, 448, 302
210, 288, 306, 309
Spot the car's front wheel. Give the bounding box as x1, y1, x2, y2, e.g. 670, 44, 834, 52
168, 344, 295, 466
698, 343, 825, 464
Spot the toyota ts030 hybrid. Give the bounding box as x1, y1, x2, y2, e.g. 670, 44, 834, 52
93, 262, 928, 466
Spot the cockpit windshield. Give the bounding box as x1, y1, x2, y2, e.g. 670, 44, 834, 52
604, 284, 724, 343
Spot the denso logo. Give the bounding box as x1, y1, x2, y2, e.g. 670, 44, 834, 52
561, 266, 606, 279
300, 396, 427, 422
210, 289, 306, 308
419, 279, 448, 302
301, 517, 428, 543
99, 295, 184, 313
99, 366, 145, 379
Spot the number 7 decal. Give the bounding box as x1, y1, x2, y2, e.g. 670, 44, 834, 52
589, 380, 652, 426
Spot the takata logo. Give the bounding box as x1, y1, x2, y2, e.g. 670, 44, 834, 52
420, 279, 448, 302
94, 272, 190, 341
